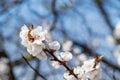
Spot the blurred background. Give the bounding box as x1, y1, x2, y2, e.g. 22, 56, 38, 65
0, 0, 120, 80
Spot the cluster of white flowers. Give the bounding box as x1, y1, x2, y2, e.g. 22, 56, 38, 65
114, 21, 120, 39
20, 25, 47, 59
20, 25, 102, 80
20, 25, 72, 61
64, 57, 102, 80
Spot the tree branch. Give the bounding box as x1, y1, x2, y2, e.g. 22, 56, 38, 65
44, 49, 79, 80
50, 0, 58, 31
22, 56, 47, 80
95, 0, 114, 31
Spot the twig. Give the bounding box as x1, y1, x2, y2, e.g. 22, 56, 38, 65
95, 0, 114, 31
58, 20, 120, 71
0, 0, 24, 14
33, 60, 40, 80
44, 49, 79, 80
95, 0, 120, 44
50, 0, 58, 31
22, 55, 47, 80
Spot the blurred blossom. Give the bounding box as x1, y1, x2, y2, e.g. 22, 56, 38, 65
76, 54, 87, 66
0, 58, 9, 79
42, 22, 50, 31
114, 21, 120, 39
42, 22, 52, 40
78, 54, 87, 62
73, 47, 82, 54
62, 40, 73, 51
106, 35, 116, 45
44, 30, 52, 41
91, 38, 100, 47
60, 52, 72, 61
114, 45, 120, 65
48, 41, 60, 51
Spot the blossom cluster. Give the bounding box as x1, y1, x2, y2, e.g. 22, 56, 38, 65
20, 25, 72, 62
20, 25, 102, 80
63, 56, 102, 80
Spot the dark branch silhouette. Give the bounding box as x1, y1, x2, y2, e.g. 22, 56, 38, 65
22, 55, 47, 80
50, 0, 58, 31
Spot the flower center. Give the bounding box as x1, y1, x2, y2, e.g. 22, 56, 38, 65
27, 24, 41, 42
27, 24, 35, 42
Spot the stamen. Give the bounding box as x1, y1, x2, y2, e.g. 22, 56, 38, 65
29, 24, 34, 31
28, 24, 34, 42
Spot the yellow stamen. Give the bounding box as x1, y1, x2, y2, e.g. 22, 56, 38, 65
28, 24, 34, 42
29, 24, 34, 31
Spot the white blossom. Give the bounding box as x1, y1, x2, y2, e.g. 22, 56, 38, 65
73, 47, 82, 54
60, 52, 72, 61
20, 25, 47, 59
78, 54, 87, 63
19, 25, 29, 47
73, 66, 83, 79
81, 59, 101, 80
54, 51, 62, 61
63, 72, 76, 80
62, 40, 73, 51
64, 58, 101, 80
76, 54, 87, 66
48, 41, 60, 50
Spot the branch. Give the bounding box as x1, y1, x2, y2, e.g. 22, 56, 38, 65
44, 49, 79, 80
95, 0, 114, 31
0, 0, 24, 14
50, 0, 58, 31
22, 56, 47, 80
95, 0, 120, 44
33, 60, 40, 80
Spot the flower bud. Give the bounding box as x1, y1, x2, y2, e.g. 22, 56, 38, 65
48, 41, 60, 50
60, 52, 72, 61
